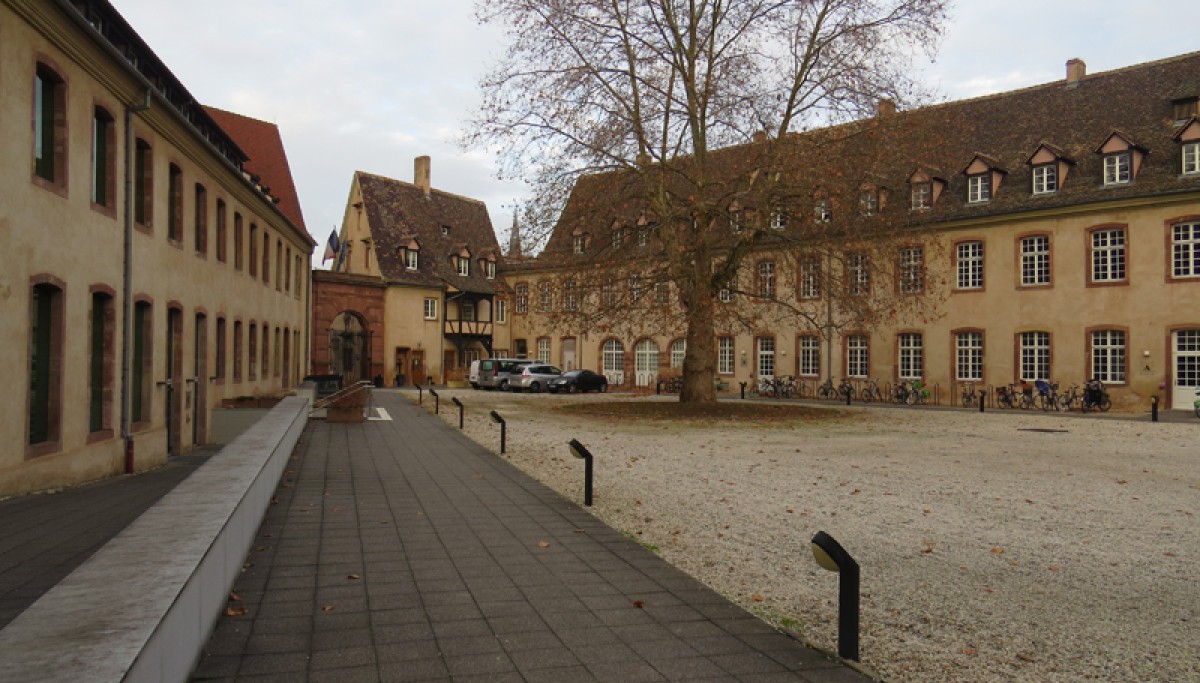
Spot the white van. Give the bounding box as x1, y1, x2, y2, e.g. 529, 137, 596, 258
468, 360, 482, 389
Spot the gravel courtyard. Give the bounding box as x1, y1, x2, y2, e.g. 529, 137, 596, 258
406, 388, 1197, 683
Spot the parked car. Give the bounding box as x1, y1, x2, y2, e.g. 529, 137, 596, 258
548, 369, 608, 394
512, 364, 562, 392
468, 359, 482, 388
476, 358, 535, 391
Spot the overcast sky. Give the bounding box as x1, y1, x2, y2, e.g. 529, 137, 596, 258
112, 1, 1191, 267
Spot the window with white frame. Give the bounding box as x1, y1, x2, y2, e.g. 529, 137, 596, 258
967, 174, 990, 203
537, 338, 551, 363
515, 284, 529, 313
1091, 228, 1126, 283
770, 208, 788, 230
955, 332, 983, 381
1184, 142, 1200, 176
799, 336, 820, 377
423, 298, 438, 320
496, 298, 507, 323
485, 260, 496, 279
1032, 164, 1057, 194
899, 247, 924, 293
670, 339, 686, 368
814, 199, 832, 222
718, 286, 736, 303
601, 279, 617, 307
847, 335, 869, 378
538, 282, 552, 311
628, 275, 641, 303
730, 210, 743, 233
848, 252, 870, 296
717, 336, 734, 374
637, 228, 649, 247
757, 261, 776, 298
956, 241, 983, 290
911, 182, 931, 210
1019, 331, 1050, 381
898, 333, 923, 380
573, 236, 584, 254
405, 249, 419, 270
457, 256, 469, 276
859, 190, 879, 216
1020, 235, 1051, 286
1172, 222, 1200, 278
800, 255, 821, 299
612, 229, 623, 250
563, 279, 578, 311
1091, 330, 1126, 384
757, 337, 775, 378
1103, 153, 1131, 185
602, 339, 624, 379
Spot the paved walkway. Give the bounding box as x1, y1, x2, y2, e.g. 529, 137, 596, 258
192, 392, 869, 682
0, 451, 214, 629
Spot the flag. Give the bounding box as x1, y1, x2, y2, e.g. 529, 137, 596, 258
323, 230, 340, 263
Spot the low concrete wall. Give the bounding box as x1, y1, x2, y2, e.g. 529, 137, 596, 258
0, 396, 309, 683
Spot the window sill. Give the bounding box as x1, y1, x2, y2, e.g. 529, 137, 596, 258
25, 440, 62, 459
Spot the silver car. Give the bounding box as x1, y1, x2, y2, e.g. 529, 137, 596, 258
511, 364, 562, 393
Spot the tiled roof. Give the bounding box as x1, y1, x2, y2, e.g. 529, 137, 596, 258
543, 51, 1200, 259
356, 172, 501, 294
203, 106, 310, 239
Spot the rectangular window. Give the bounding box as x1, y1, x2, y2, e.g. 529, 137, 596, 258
539, 283, 552, 311
627, 276, 641, 304
194, 183, 208, 255
248, 324, 258, 381
757, 261, 776, 298
799, 256, 821, 299
34, 65, 65, 185
799, 336, 820, 377
168, 164, 183, 243
1104, 153, 1131, 185
899, 247, 924, 293
216, 317, 226, 381
717, 337, 734, 375
757, 337, 775, 378
92, 108, 115, 207
1091, 228, 1126, 283
655, 282, 670, 306
848, 252, 870, 296
406, 249, 419, 270
233, 320, 243, 382
1020, 235, 1051, 286
275, 241, 283, 290
968, 174, 990, 203
457, 257, 469, 277
573, 236, 584, 254
135, 139, 152, 226
1184, 142, 1200, 176
262, 233, 271, 284
29, 283, 64, 446
1019, 331, 1050, 382
262, 324, 270, 380
1173, 222, 1200, 278
847, 335, 869, 378
461, 301, 475, 322
515, 284, 528, 313
611, 229, 623, 250
496, 298, 507, 323
285, 247, 292, 293
1032, 164, 1057, 194
215, 200, 227, 262
132, 301, 152, 422
770, 208, 788, 229
249, 224, 259, 277
234, 213, 244, 270
730, 210, 743, 234
898, 333, 923, 380
956, 241, 983, 290
814, 200, 832, 223
564, 280, 578, 311
486, 261, 496, 279
718, 286, 736, 303
911, 183, 931, 210
955, 332, 983, 381
1091, 330, 1126, 384
89, 292, 114, 434
537, 338, 551, 363
424, 298, 438, 320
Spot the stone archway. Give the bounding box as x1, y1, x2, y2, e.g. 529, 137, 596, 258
329, 311, 370, 385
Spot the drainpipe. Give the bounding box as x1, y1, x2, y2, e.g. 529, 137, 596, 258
121, 89, 152, 474
825, 250, 834, 385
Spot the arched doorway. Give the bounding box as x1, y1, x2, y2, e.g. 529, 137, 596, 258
329, 311, 370, 384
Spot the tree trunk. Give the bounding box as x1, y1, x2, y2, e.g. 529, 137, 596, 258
679, 256, 716, 403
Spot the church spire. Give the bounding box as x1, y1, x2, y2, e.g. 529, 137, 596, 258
507, 212, 523, 258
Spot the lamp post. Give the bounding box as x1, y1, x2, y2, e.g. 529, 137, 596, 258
567, 438, 594, 506
489, 410, 506, 453
810, 531, 860, 661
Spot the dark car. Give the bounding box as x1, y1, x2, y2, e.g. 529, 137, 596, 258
548, 369, 608, 394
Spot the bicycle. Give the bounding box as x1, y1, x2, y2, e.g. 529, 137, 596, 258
776, 375, 797, 399
909, 379, 930, 405
838, 377, 856, 402
816, 378, 837, 400
1081, 379, 1111, 413
1194, 389, 1200, 419
960, 382, 977, 408
1034, 380, 1059, 412
1056, 383, 1082, 411
892, 381, 912, 405
753, 377, 776, 398
860, 379, 883, 403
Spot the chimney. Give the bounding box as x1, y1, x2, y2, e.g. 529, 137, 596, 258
415, 155, 431, 198
1066, 58, 1086, 84
877, 98, 896, 117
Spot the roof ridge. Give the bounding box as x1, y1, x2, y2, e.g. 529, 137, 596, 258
356, 170, 487, 206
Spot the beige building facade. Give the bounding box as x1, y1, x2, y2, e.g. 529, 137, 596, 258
2, 0, 314, 497
503, 53, 1200, 411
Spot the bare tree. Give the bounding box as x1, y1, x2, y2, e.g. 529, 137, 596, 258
468, 0, 950, 402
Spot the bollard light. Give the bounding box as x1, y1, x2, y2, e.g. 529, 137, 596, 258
452, 396, 464, 429
430, 388, 439, 414
979, 389, 986, 413
489, 410, 506, 453
740, 381, 747, 400
810, 531, 860, 662
567, 438, 594, 506
1151, 395, 1159, 422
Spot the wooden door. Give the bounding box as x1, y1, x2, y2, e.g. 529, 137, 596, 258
411, 350, 426, 385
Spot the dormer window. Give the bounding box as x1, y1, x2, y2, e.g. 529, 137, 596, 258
573, 235, 584, 254
1184, 142, 1200, 176
1032, 164, 1057, 194
637, 228, 649, 246
730, 209, 744, 233
485, 260, 496, 279
1174, 118, 1200, 176
910, 182, 931, 210
1173, 97, 1198, 125
859, 190, 879, 216
814, 199, 832, 222
441, 225, 450, 236
611, 228, 623, 250
962, 155, 1005, 204
1103, 153, 1131, 185
457, 257, 469, 276
769, 208, 788, 230
405, 249, 419, 270
967, 174, 990, 203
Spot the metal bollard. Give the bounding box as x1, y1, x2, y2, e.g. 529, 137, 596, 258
740, 381, 747, 400
489, 411, 506, 453
1151, 395, 1159, 422
430, 388, 439, 414
418, 385, 423, 405
567, 439, 594, 506
452, 396, 464, 429
979, 389, 986, 413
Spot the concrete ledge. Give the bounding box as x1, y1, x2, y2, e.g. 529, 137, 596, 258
0, 396, 309, 683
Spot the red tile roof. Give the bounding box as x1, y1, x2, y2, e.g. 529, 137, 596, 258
203, 106, 310, 240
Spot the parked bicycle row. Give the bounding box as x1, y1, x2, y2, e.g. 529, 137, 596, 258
746, 376, 942, 405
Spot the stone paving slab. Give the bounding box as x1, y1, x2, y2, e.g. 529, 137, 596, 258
192, 391, 871, 682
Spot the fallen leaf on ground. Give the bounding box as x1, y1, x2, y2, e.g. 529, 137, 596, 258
632, 600, 645, 608
321, 605, 334, 612
991, 547, 1005, 554
537, 540, 551, 548
751, 594, 764, 602
225, 605, 247, 616
229, 592, 241, 601
1016, 653, 1036, 662
961, 647, 977, 656
347, 574, 360, 580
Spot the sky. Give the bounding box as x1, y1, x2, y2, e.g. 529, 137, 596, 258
110, 1, 1192, 268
